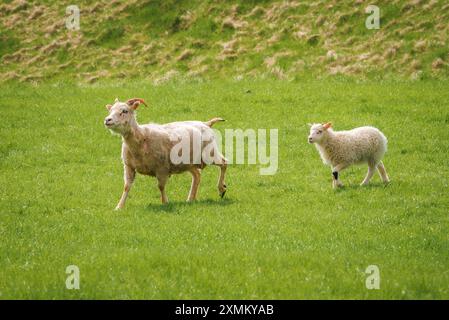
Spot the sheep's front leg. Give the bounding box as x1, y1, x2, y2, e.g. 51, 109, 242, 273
156, 174, 169, 204
187, 168, 201, 202
115, 165, 136, 210
331, 163, 347, 189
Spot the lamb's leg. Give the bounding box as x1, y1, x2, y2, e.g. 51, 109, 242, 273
214, 155, 227, 198
377, 161, 390, 184
115, 165, 136, 210
331, 163, 347, 188
361, 161, 376, 186
187, 168, 201, 202
156, 174, 169, 204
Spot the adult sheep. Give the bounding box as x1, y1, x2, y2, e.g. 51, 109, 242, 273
308, 122, 390, 188
104, 98, 228, 209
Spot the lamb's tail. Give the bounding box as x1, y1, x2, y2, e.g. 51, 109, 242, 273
205, 117, 225, 127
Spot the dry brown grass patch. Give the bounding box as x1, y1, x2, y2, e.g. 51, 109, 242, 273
432, 58, 444, 70
176, 49, 193, 61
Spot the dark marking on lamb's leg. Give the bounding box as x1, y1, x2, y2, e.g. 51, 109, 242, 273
332, 171, 343, 188
332, 171, 338, 180
331, 164, 347, 188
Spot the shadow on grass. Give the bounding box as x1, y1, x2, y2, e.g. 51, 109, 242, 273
334, 181, 391, 192
145, 198, 234, 213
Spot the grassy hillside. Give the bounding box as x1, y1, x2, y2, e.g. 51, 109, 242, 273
1, 79, 449, 298
1, 0, 449, 83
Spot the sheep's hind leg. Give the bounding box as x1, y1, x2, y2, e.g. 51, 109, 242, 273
187, 168, 201, 202
361, 161, 376, 186
214, 155, 227, 198
377, 161, 390, 184
115, 165, 136, 210
156, 174, 169, 204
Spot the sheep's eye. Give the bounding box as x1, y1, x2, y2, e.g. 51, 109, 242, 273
318, 130, 322, 134
122, 110, 128, 114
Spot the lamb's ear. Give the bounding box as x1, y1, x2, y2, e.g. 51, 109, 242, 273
323, 122, 332, 129
106, 104, 112, 111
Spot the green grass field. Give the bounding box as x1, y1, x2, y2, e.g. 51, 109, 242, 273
1, 78, 448, 299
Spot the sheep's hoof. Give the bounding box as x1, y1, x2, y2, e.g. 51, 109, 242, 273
219, 185, 227, 198
114, 206, 122, 211
218, 184, 227, 198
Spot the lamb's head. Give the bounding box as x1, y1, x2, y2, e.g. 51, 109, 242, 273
104, 98, 147, 134
308, 122, 332, 144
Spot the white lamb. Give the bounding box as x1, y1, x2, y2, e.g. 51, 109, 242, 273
104, 98, 228, 209
308, 122, 390, 188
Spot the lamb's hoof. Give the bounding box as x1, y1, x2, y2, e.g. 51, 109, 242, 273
332, 181, 343, 189
114, 206, 122, 211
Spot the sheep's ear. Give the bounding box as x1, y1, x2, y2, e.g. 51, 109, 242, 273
106, 104, 112, 111
131, 101, 140, 110
127, 98, 148, 110
323, 122, 332, 129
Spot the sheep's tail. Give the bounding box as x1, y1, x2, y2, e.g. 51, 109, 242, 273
205, 117, 225, 127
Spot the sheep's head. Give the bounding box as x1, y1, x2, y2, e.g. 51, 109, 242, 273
104, 98, 147, 134
308, 122, 332, 144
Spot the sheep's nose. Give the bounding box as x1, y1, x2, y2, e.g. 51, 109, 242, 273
104, 117, 112, 125
308, 137, 313, 143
